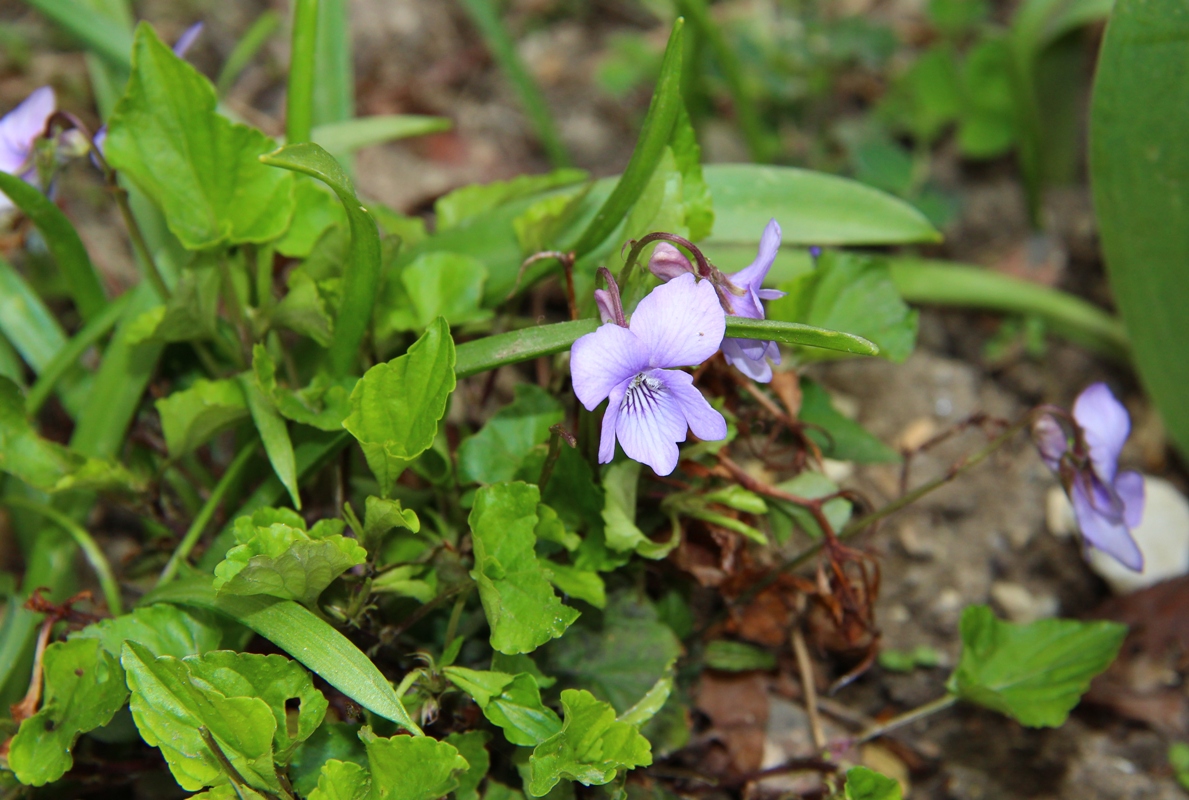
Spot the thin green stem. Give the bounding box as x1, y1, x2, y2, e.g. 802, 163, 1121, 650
112, 183, 171, 300
157, 443, 258, 587
286, 0, 319, 144
26, 292, 132, 416
3, 497, 123, 615
853, 694, 958, 744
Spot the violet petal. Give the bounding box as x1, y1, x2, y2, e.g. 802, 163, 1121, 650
656, 368, 727, 442
1071, 479, 1144, 571
1072, 382, 1130, 484
570, 323, 649, 410
1115, 469, 1145, 530
628, 272, 725, 369
614, 371, 689, 476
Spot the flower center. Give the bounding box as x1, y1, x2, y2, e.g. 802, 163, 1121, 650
622, 372, 665, 415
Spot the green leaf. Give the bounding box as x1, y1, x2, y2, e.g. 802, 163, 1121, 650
1090, 0, 1189, 459
20, 0, 134, 69
436, 170, 588, 230
290, 723, 368, 797
602, 461, 676, 559
7, 638, 128, 786
616, 666, 675, 728
343, 318, 455, 495
527, 689, 652, 796
121, 640, 281, 794
276, 178, 348, 258
156, 378, 250, 458
126, 267, 221, 346
213, 510, 365, 607
380, 252, 492, 336
459, 385, 564, 485
768, 471, 852, 541
253, 344, 353, 432
361, 726, 470, 800
446, 731, 491, 800
312, 115, 452, 154
182, 650, 328, 762
238, 374, 301, 508
544, 591, 681, 714
310, 760, 371, 800
703, 640, 777, 672
947, 605, 1127, 727
142, 578, 424, 734
469, 482, 581, 654
271, 269, 335, 348
957, 39, 1016, 159
545, 562, 606, 609
73, 603, 245, 659
0, 376, 142, 493
444, 667, 563, 746
569, 20, 685, 257
669, 103, 713, 242
260, 142, 384, 377
845, 766, 903, 800
106, 23, 294, 249
768, 251, 917, 362
799, 378, 899, 463
704, 164, 941, 246
361, 495, 421, 552
0, 171, 107, 322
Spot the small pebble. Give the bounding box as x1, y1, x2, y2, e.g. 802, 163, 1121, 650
1088, 475, 1189, 594
1046, 486, 1077, 539
990, 581, 1058, 623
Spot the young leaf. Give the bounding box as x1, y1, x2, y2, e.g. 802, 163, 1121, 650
213, 512, 365, 607
343, 318, 456, 495
948, 605, 1127, 727
446, 731, 492, 800
768, 251, 917, 362
0, 376, 143, 493
259, 142, 382, 377
126, 266, 221, 345
121, 640, 281, 794
468, 482, 580, 654
601, 461, 676, 559
444, 667, 563, 746
360, 726, 470, 800
363, 495, 420, 542
289, 722, 368, 796
273, 268, 336, 346
380, 252, 492, 335
105, 24, 295, 249
155, 379, 250, 458
309, 759, 371, 800
527, 689, 652, 796
616, 666, 675, 728
238, 374, 301, 508
545, 562, 606, 609
436, 170, 588, 230
703, 640, 777, 672
182, 651, 328, 762
799, 378, 899, 463
276, 177, 349, 258
7, 639, 128, 786
845, 766, 903, 800
458, 384, 564, 485
253, 344, 353, 432
73, 603, 246, 659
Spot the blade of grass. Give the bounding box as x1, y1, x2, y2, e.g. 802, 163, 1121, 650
459, 0, 570, 168
312, 115, 452, 154
2, 497, 123, 615
216, 10, 282, 97
20, 0, 133, 69
260, 143, 381, 377
567, 18, 685, 256
286, 0, 319, 144
312, 0, 354, 127
142, 577, 424, 735
25, 292, 132, 416
0, 173, 108, 323
0, 256, 68, 371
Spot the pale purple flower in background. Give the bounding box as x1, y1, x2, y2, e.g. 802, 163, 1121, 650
571, 273, 728, 476
0, 86, 55, 212
717, 218, 787, 383
1033, 382, 1145, 571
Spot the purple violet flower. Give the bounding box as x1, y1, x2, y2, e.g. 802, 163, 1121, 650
718, 218, 787, 383
571, 272, 728, 476
0, 86, 55, 212
647, 242, 695, 281
1033, 382, 1145, 571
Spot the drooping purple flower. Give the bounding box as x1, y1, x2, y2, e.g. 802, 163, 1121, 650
0, 86, 55, 212
1032, 382, 1145, 571
717, 218, 787, 383
571, 272, 728, 476
648, 242, 695, 282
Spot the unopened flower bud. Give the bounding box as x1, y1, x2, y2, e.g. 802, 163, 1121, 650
648, 242, 694, 282
594, 289, 616, 324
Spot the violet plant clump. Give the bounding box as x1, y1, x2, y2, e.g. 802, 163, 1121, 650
1032, 382, 1145, 570
571, 271, 728, 476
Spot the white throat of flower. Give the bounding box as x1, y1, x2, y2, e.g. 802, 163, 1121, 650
622, 372, 665, 414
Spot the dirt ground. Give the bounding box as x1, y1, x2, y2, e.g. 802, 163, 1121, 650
1, 0, 1185, 797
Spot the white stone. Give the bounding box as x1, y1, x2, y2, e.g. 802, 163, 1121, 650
1046, 485, 1077, 539
1087, 475, 1189, 594
990, 581, 1058, 624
